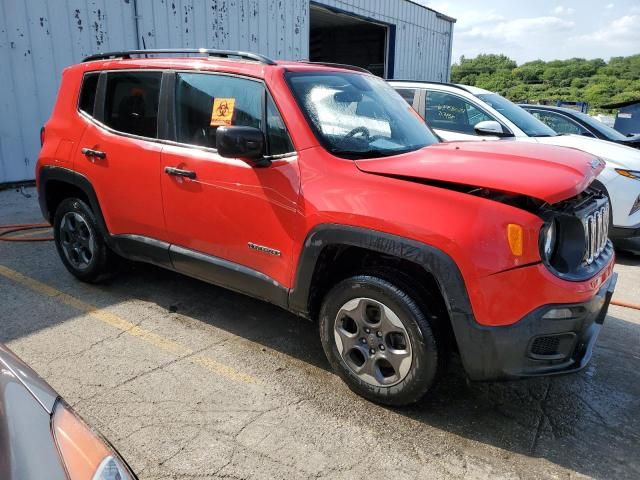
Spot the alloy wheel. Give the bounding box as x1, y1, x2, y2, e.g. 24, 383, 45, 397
59, 212, 95, 270
333, 297, 413, 387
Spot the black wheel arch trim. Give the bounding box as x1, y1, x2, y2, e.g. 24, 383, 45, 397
38, 166, 111, 245
288, 224, 476, 322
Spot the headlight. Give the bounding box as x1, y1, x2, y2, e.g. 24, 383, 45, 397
541, 221, 557, 260
52, 401, 135, 480
615, 169, 640, 181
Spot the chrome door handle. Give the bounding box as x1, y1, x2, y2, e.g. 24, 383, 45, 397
164, 166, 196, 179
81, 147, 106, 159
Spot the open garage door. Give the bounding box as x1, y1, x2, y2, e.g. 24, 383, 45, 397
309, 4, 392, 78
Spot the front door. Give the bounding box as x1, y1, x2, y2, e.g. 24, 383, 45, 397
160, 72, 300, 288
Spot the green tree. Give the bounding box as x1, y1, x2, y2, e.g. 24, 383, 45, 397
449, 53, 640, 109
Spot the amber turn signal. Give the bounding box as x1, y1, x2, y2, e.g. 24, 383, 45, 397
507, 224, 523, 256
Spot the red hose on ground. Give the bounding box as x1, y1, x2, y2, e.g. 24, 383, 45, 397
0, 223, 53, 242
611, 299, 640, 311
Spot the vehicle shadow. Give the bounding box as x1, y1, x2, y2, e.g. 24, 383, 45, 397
615, 247, 640, 266
106, 262, 640, 480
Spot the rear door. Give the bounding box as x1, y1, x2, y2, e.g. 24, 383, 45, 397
160, 72, 301, 288
74, 70, 167, 241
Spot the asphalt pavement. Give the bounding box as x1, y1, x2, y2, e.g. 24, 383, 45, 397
1, 186, 639, 480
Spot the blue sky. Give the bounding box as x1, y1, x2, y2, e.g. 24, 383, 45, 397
421, 1, 640, 64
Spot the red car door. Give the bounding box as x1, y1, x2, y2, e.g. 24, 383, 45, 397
160, 72, 301, 287
74, 70, 167, 241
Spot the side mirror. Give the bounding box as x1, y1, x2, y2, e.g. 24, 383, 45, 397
474, 120, 513, 138
216, 126, 265, 164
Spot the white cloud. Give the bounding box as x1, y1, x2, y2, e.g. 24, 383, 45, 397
573, 14, 640, 46
553, 5, 575, 15
459, 16, 575, 43
434, 0, 640, 64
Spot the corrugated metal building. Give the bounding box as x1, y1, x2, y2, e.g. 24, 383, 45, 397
0, 0, 455, 183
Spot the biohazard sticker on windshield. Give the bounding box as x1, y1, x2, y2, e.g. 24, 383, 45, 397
211, 98, 236, 126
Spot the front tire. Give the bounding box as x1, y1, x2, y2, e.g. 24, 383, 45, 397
53, 198, 116, 283
319, 275, 443, 406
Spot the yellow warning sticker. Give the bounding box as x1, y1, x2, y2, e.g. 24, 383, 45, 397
210, 98, 236, 126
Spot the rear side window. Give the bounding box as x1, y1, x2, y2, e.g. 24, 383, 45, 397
78, 72, 99, 115
175, 73, 263, 149
104, 72, 162, 138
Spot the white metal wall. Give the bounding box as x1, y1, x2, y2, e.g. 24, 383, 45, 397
0, 0, 453, 183
0, 0, 138, 183
135, 0, 310, 61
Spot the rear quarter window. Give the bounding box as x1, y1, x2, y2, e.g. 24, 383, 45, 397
395, 88, 416, 105
78, 72, 100, 116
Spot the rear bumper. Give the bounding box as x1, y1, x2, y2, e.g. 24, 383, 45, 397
455, 272, 617, 381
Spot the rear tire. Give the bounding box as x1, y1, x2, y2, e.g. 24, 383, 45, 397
53, 198, 116, 283
319, 275, 443, 406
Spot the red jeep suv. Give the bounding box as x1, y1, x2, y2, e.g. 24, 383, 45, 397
37, 49, 617, 406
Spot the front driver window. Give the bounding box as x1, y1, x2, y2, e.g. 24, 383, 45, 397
530, 110, 590, 136
175, 73, 263, 149
425, 91, 495, 134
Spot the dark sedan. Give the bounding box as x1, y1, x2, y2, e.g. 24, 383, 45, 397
520, 104, 640, 149
0, 343, 136, 480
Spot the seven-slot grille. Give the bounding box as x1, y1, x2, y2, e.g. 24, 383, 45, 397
582, 201, 610, 265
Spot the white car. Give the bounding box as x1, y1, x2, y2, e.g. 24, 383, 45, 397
391, 81, 640, 241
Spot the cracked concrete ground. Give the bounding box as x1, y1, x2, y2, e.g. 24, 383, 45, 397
1, 186, 639, 480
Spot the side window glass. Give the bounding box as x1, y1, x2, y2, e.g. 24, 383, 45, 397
532, 111, 587, 136
78, 72, 100, 116
104, 72, 161, 138
266, 95, 294, 155
425, 91, 494, 134
395, 88, 416, 105
175, 73, 263, 149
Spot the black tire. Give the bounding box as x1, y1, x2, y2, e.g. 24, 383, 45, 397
53, 198, 116, 283
319, 275, 443, 406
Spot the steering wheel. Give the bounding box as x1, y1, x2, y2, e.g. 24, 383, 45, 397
344, 126, 370, 140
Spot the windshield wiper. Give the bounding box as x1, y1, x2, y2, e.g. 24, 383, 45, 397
331, 147, 419, 159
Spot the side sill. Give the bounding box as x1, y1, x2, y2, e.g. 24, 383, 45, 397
169, 245, 289, 309
110, 234, 289, 310
110, 234, 172, 269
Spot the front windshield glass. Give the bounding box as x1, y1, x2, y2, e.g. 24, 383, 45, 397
477, 93, 558, 137
572, 110, 630, 141
286, 72, 439, 158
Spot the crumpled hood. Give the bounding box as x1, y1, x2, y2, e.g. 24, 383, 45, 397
355, 140, 604, 204
531, 134, 640, 170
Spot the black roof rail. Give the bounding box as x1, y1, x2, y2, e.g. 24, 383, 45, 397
388, 79, 472, 93
298, 61, 372, 74
82, 48, 277, 65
